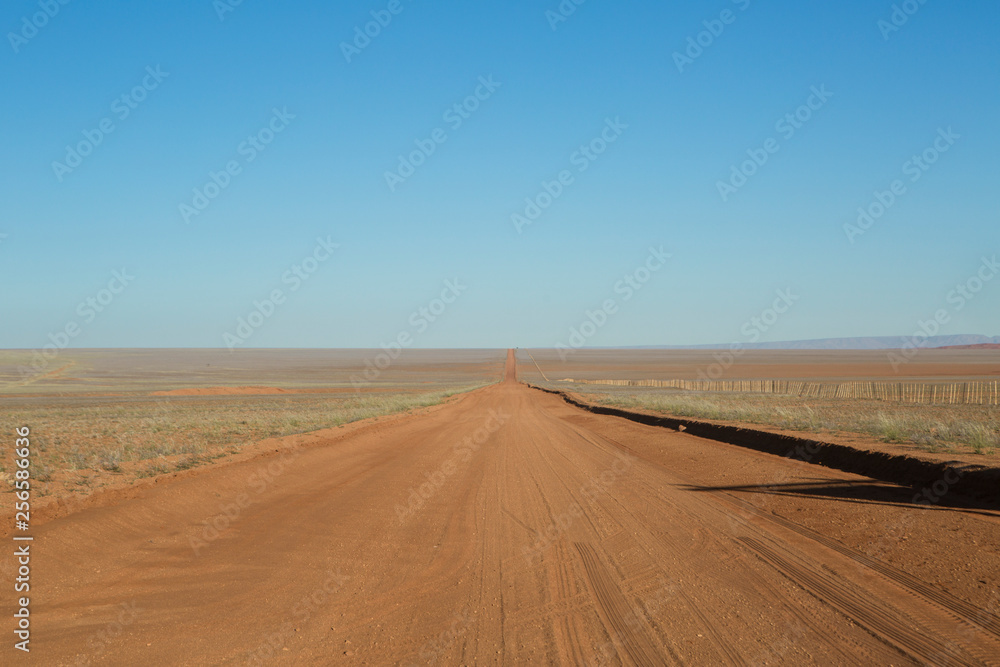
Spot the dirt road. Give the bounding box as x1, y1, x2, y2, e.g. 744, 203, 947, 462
16, 350, 1000, 664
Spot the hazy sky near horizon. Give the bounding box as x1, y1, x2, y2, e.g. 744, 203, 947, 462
2, 0, 998, 349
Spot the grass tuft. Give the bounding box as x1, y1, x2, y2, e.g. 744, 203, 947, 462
555, 383, 1000, 457
874, 413, 907, 443
2, 383, 493, 493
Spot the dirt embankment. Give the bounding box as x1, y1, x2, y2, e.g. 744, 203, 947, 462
528, 383, 1000, 506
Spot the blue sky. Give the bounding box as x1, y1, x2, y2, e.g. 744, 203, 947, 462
1, 0, 997, 349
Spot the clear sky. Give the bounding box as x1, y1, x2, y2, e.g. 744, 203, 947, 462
2, 0, 998, 349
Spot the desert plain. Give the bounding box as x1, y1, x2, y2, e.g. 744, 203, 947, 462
1, 347, 999, 665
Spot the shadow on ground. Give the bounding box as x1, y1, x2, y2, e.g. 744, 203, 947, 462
683, 479, 1000, 516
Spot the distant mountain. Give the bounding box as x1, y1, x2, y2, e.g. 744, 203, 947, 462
629, 335, 1000, 351
936, 343, 1000, 350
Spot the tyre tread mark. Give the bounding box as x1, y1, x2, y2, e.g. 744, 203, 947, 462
738, 536, 979, 666
723, 491, 1000, 639
574, 542, 666, 667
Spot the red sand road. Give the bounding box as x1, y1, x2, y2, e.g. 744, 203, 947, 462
13, 350, 1000, 664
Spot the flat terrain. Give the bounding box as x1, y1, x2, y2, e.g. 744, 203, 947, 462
4, 350, 999, 665
521, 347, 1000, 382
0, 350, 504, 503
526, 347, 1000, 461
0, 348, 504, 395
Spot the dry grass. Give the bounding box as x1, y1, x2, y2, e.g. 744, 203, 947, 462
1, 384, 490, 494
555, 383, 999, 456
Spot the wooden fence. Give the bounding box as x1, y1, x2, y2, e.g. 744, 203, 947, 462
558, 378, 1000, 406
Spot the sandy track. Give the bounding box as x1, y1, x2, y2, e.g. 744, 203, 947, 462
16, 350, 1000, 665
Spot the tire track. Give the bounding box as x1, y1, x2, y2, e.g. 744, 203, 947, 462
676, 588, 745, 667
716, 490, 1000, 640
543, 415, 853, 664
574, 542, 668, 667
738, 536, 980, 665
556, 401, 1000, 660
24, 350, 998, 664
